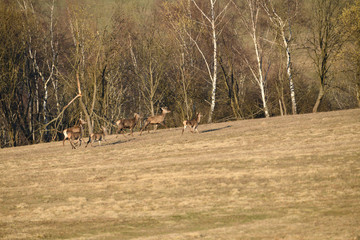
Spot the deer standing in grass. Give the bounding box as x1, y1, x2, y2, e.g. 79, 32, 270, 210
63, 118, 86, 147
86, 126, 108, 147
140, 107, 171, 135
182, 112, 202, 134
115, 113, 141, 136
66, 131, 83, 149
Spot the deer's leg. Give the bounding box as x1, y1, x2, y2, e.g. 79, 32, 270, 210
194, 126, 198, 133
182, 125, 186, 135
140, 121, 149, 135
63, 137, 68, 146
159, 122, 167, 129
85, 137, 91, 148
153, 124, 158, 132
121, 129, 127, 138
140, 121, 149, 136
70, 139, 76, 149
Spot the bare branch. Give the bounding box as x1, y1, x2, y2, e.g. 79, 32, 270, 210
191, 0, 212, 23
44, 94, 82, 128
185, 30, 213, 83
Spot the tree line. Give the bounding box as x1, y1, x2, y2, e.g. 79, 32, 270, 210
0, 0, 359, 147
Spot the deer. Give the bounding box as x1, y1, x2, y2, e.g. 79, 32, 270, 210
63, 118, 87, 147
115, 113, 141, 136
86, 126, 108, 147
182, 112, 202, 134
65, 131, 83, 149
140, 107, 171, 135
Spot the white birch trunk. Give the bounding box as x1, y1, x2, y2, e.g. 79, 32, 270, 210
43, 85, 48, 124
190, 0, 230, 123
50, 0, 60, 115
284, 36, 297, 114
208, 0, 217, 123
180, 52, 191, 119
43, 0, 56, 139
250, 1, 270, 118
263, 0, 298, 115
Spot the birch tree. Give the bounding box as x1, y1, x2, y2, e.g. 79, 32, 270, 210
235, 0, 270, 118
20, 0, 58, 141
262, 0, 298, 115
188, 0, 231, 123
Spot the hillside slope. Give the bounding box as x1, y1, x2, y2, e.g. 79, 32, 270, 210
1, 109, 360, 239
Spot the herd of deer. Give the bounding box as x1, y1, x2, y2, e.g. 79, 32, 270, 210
62, 107, 202, 149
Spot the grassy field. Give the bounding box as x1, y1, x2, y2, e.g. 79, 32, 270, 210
1, 109, 360, 239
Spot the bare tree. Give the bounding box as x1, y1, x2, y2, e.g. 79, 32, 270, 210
22, 0, 58, 140
133, 31, 165, 117
162, 0, 195, 121
219, 55, 248, 119
262, 0, 298, 115
66, 2, 108, 135
188, 0, 231, 123
235, 0, 270, 118
140, 55, 165, 117
307, 0, 344, 113
0, 1, 29, 146
340, 0, 360, 107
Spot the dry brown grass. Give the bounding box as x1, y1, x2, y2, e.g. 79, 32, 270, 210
1, 109, 360, 239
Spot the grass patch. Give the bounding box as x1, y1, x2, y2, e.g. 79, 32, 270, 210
1, 109, 360, 239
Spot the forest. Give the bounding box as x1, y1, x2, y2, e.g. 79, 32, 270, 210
0, 0, 359, 147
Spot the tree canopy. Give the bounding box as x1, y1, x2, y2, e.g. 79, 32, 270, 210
0, 0, 359, 147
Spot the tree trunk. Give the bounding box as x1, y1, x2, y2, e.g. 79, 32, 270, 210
79, 97, 93, 135
76, 73, 93, 135
263, 0, 298, 115
254, 38, 269, 118
283, 35, 297, 115
356, 83, 360, 108
279, 99, 284, 116
250, 1, 270, 118
208, 0, 217, 123
190, 0, 230, 123
180, 52, 191, 120
42, 83, 48, 141
259, 79, 269, 117
313, 83, 324, 113
150, 100, 155, 117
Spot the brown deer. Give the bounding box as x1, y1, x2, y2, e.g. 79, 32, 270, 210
86, 126, 107, 147
63, 118, 87, 146
140, 107, 171, 135
66, 131, 83, 149
182, 112, 202, 134
115, 113, 141, 136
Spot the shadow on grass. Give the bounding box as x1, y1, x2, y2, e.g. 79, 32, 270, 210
201, 125, 231, 134
87, 136, 137, 147
110, 137, 136, 146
